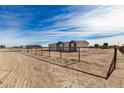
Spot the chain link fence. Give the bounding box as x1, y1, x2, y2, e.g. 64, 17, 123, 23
15, 47, 117, 80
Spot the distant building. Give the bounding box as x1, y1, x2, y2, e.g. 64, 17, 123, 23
25, 45, 42, 48
49, 40, 89, 52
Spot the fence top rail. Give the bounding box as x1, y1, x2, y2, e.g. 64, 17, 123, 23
13, 46, 117, 49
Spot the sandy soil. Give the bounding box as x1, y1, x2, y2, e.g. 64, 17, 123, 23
0, 48, 124, 88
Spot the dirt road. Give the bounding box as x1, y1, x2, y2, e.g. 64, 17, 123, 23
0, 50, 124, 88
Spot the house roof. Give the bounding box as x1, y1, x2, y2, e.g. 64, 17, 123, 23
49, 40, 89, 45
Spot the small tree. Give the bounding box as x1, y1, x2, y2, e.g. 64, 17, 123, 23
0, 45, 6, 48
103, 43, 108, 47
94, 44, 99, 48
103, 43, 109, 49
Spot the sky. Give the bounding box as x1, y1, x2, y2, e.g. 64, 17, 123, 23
0, 5, 124, 47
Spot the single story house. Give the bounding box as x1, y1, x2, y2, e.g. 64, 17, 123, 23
49, 40, 89, 52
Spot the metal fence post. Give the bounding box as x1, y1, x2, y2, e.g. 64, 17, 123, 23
105, 47, 118, 80
79, 48, 80, 62
29, 48, 31, 54
31, 48, 33, 54
32, 48, 34, 55
60, 51, 62, 59
27, 48, 29, 53
49, 47, 51, 57
114, 47, 117, 67
35, 48, 37, 55
41, 47, 43, 56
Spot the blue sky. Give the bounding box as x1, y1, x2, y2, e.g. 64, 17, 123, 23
0, 5, 124, 46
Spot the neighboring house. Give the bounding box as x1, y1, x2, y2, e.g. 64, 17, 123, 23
49, 40, 89, 52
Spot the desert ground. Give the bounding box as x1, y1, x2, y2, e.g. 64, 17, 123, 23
0, 48, 124, 88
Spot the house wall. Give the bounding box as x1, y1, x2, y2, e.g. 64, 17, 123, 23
63, 42, 69, 51
49, 43, 57, 51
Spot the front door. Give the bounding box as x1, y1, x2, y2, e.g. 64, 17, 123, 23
69, 42, 76, 52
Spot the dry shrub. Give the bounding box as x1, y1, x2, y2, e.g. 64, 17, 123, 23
119, 46, 124, 53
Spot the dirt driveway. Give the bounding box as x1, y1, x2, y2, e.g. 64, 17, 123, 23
0, 50, 124, 88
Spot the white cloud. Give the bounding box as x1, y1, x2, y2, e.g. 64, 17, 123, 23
35, 6, 124, 46
68, 6, 124, 32
0, 28, 62, 47
1, 6, 124, 46
64, 6, 124, 45
0, 29, 29, 46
